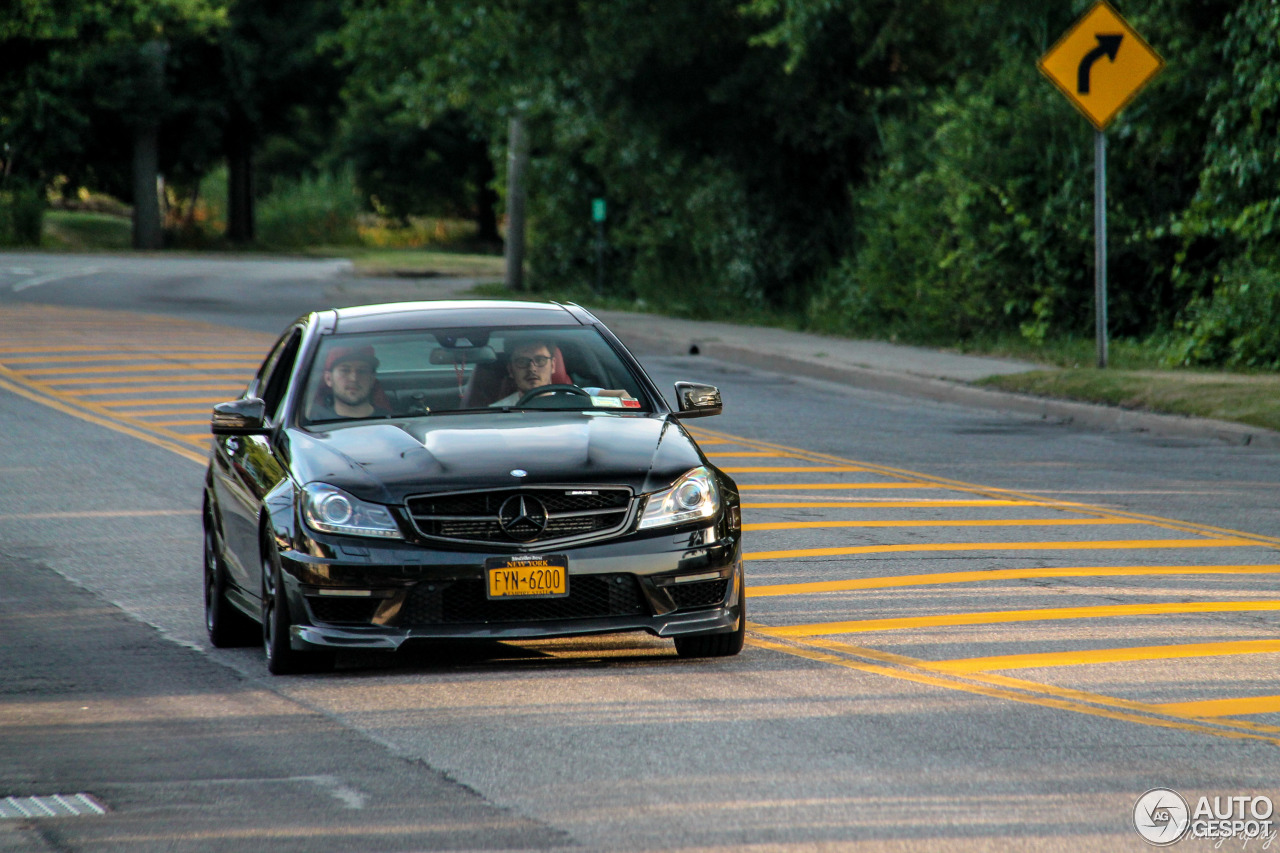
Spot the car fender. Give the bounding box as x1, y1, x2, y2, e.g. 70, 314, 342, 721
260, 477, 300, 555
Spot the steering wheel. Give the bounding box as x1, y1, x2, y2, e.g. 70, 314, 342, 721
514, 384, 590, 406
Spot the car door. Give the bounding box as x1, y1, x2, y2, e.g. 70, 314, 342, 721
212, 327, 302, 594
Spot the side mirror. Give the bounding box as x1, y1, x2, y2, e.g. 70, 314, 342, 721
211, 397, 268, 435
673, 382, 722, 418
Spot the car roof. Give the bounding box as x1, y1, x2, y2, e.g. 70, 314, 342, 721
327, 300, 591, 334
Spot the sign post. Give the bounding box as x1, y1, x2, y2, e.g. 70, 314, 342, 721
1038, 1, 1164, 367
592, 198, 607, 294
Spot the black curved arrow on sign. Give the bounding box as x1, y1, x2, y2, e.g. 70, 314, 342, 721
1077, 33, 1124, 94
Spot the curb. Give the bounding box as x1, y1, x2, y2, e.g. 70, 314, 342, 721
601, 312, 1280, 450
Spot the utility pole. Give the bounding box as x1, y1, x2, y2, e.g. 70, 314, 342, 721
225, 110, 255, 245
592, 197, 606, 294
504, 114, 528, 292
132, 40, 167, 250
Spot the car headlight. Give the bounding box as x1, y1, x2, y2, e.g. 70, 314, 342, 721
638, 466, 721, 530
301, 483, 403, 539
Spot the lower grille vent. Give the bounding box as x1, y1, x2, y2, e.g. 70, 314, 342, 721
669, 578, 729, 610
307, 597, 380, 625
401, 574, 646, 625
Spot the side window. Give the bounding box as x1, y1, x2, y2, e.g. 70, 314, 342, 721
257, 329, 303, 423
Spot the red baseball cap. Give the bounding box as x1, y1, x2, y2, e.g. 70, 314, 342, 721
324, 345, 379, 371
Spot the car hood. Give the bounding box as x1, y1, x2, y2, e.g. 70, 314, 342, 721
286, 412, 706, 504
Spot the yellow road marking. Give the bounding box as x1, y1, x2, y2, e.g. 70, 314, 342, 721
1152, 696, 1280, 718
931, 639, 1280, 673
786, 635, 1280, 739
19, 362, 258, 376
743, 517, 1131, 531
4, 315, 1278, 748
687, 425, 1280, 549
133, 408, 216, 416
760, 601, 1280, 637
147, 419, 211, 427
0, 352, 260, 364
705, 451, 798, 458
748, 563, 1280, 598
720, 466, 869, 473
745, 634, 1280, 747
98, 396, 231, 408
0, 371, 207, 465
745, 537, 1259, 561
742, 500, 1048, 509
44, 376, 246, 387
738, 482, 931, 491
0, 344, 265, 354
79, 384, 242, 396
0, 509, 199, 521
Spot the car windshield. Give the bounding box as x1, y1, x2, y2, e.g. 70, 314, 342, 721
300, 325, 649, 425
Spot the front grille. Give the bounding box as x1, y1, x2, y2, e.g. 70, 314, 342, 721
307, 596, 380, 625
669, 578, 729, 610
400, 573, 646, 626
406, 487, 633, 545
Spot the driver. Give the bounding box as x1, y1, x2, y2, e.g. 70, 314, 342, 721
491, 338, 637, 407
311, 345, 391, 420
491, 339, 556, 407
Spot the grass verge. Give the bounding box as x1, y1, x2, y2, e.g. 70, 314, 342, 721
320, 248, 506, 279
43, 210, 132, 250
977, 370, 1280, 433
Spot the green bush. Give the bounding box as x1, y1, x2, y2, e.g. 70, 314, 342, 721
807, 59, 1095, 345
1169, 261, 1280, 369
0, 184, 45, 246
256, 167, 361, 248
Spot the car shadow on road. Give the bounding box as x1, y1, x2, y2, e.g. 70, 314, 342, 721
327, 635, 691, 676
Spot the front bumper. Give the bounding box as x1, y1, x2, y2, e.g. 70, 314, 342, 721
276, 524, 743, 651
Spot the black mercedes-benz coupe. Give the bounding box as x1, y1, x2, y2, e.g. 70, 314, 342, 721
203, 300, 743, 673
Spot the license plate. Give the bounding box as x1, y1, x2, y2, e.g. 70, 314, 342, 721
486, 555, 569, 599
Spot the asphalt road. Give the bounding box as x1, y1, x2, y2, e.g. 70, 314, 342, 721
3, 255, 1280, 851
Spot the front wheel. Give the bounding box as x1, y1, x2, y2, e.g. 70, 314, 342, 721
204, 508, 257, 648
261, 538, 333, 675
674, 577, 746, 659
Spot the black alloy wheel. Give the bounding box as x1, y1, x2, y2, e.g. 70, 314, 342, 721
203, 506, 258, 647
261, 535, 333, 675
673, 575, 746, 659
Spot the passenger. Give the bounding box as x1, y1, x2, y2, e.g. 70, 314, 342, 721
311, 346, 391, 420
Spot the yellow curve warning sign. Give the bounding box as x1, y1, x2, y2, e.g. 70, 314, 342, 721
1039, 1, 1165, 130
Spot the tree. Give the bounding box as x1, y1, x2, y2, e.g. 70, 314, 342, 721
219, 0, 346, 243
1, 0, 227, 244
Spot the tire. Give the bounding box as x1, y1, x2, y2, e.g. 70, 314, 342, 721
261, 537, 334, 675
674, 576, 746, 659
203, 507, 258, 648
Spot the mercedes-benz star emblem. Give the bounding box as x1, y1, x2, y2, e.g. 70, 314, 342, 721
498, 494, 548, 542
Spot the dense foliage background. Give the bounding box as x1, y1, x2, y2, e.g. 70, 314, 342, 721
3, 0, 1278, 365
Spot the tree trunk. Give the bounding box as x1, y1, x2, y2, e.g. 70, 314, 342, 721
504, 115, 528, 292
131, 41, 167, 251
475, 152, 500, 245
226, 114, 255, 244
132, 126, 162, 250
